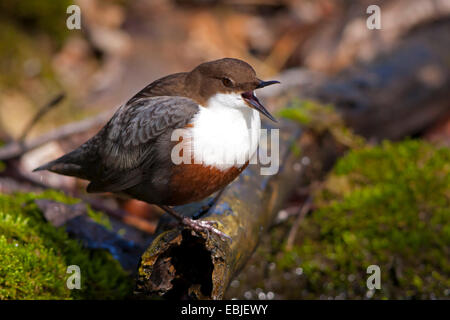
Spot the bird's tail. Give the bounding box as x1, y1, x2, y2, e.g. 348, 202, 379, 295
33, 147, 91, 180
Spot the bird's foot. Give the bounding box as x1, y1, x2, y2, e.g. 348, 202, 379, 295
181, 217, 231, 242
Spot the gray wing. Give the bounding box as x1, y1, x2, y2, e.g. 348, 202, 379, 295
87, 96, 199, 193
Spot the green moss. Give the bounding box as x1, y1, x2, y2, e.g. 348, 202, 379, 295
290, 143, 302, 157
85, 207, 113, 231
278, 99, 365, 148
282, 140, 450, 299
278, 99, 335, 127
0, 191, 133, 299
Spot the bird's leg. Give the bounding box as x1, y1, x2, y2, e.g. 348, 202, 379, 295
159, 205, 231, 242
192, 188, 226, 220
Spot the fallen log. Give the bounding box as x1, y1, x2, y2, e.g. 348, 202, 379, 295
135, 121, 311, 299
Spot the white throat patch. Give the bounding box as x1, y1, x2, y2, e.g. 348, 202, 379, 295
189, 93, 261, 170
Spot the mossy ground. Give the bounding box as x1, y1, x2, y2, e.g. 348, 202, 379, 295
287, 140, 449, 299
226, 139, 450, 299
0, 190, 133, 299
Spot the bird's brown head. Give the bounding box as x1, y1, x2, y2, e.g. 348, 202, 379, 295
185, 58, 279, 121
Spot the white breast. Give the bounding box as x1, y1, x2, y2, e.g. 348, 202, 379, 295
189, 93, 261, 171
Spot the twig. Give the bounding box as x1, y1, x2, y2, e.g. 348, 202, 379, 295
0, 110, 112, 161
18, 93, 66, 142
285, 197, 312, 251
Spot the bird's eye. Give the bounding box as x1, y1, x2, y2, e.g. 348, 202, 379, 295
222, 77, 234, 87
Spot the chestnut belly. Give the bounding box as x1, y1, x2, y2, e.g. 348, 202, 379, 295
166, 162, 248, 205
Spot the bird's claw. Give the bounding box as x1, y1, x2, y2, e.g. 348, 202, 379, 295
181, 217, 232, 242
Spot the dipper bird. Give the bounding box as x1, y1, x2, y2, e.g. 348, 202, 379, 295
34, 58, 279, 239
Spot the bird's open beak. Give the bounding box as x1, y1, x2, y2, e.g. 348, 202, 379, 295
256, 80, 280, 89
242, 79, 280, 122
